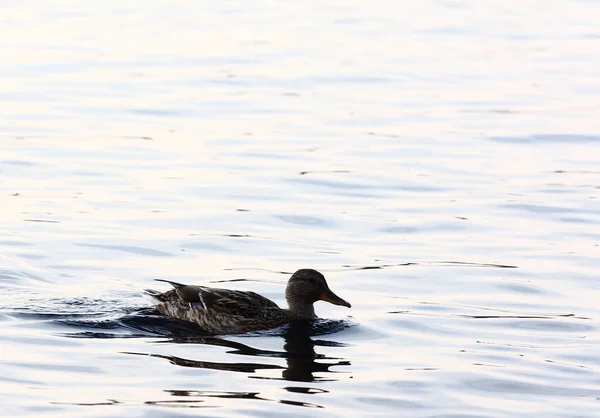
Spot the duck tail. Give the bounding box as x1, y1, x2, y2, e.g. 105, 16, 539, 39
154, 278, 186, 288
144, 288, 166, 302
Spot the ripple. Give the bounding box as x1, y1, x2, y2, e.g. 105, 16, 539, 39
489, 134, 600, 144
275, 215, 329, 226
513, 319, 594, 333
468, 378, 593, 397
75, 243, 175, 257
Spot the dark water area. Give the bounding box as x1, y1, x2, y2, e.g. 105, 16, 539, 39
2, 1, 600, 417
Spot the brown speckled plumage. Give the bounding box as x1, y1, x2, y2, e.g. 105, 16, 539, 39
146, 269, 351, 334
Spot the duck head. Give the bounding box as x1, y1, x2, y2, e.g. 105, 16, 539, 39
285, 269, 351, 315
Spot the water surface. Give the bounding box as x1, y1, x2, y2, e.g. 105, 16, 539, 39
1, 1, 600, 417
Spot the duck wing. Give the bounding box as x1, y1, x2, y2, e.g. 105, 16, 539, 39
154, 279, 281, 319
198, 288, 280, 319
153, 279, 205, 304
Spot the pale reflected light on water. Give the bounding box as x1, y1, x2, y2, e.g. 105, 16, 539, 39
1, 1, 600, 417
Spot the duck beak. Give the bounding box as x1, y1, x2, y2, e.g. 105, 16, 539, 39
320, 289, 351, 308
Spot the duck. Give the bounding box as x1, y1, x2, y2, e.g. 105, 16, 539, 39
145, 268, 351, 334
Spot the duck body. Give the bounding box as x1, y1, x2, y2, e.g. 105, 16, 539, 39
149, 285, 291, 334
146, 269, 351, 335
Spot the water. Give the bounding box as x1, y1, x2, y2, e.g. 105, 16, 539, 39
1, 1, 600, 416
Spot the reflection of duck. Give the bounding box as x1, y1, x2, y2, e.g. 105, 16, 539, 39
282, 321, 350, 382
125, 322, 351, 382
146, 269, 350, 334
